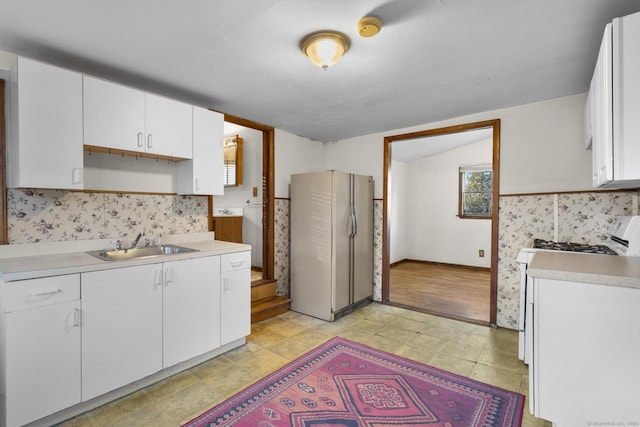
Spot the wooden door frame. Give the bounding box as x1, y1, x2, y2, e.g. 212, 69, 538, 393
382, 119, 501, 326
216, 113, 275, 280
0, 79, 6, 244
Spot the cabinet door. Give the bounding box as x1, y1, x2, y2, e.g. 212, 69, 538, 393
163, 257, 221, 368
83, 75, 146, 152
220, 252, 251, 345
9, 57, 83, 189
145, 92, 193, 159
214, 216, 243, 243
176, 107, 224, 195
613, 11, 640, 182
533, 278, 640, 424
6, 300, 81, 427
81, 264, 163, 401
592, 23, 614, 187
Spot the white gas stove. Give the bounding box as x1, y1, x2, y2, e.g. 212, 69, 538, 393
516, 215, 640, 363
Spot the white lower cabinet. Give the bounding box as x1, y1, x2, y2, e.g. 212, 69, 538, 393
1, 250, 249, 426
220, 251, 251, 345
530, 278, 640, 425
81, 264, 163, 401
163, 257, 221, 367
82, 256, 225, 400
3, 274, 81, 427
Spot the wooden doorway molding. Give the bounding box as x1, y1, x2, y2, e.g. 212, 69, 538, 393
382, 119, 501, 326
0, 79, 6, 244
213, 113, 275, 280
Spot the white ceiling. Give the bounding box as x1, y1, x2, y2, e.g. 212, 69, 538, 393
392, 127, 493, 163
1, 0, 639, 142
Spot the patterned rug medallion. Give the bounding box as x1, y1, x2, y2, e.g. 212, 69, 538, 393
184, 337, 525, 426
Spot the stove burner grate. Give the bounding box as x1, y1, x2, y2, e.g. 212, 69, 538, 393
533, 238, 617, 255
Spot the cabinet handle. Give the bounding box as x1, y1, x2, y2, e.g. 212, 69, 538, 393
137, 132, 144, 148
154, 269, 162, 287
195, 178, 200, 191
164, 267, 173, 285
230, 260, 244, 268
73, 307, 81, 327
30, 288, 62, 297
147, 134, 153, 149
72, 167, 83, 185
223, 277, 229, 292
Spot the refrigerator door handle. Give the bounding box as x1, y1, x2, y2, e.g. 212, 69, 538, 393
348, 173, 358, 238
350, 206, 357, 237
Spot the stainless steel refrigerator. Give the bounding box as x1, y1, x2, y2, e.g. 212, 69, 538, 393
290, 171, 373, 321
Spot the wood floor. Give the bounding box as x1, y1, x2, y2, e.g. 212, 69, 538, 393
389, 260, 491, 323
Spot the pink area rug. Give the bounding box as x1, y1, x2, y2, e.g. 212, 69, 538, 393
184, 336, 524, 426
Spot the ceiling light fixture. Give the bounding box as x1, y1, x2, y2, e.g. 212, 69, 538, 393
300, 30, 350, 70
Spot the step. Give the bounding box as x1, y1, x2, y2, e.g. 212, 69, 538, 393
251, 279, 277, 302
251, 295, 292, 324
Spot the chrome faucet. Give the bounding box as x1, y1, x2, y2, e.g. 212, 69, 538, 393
131, 231, 145, 248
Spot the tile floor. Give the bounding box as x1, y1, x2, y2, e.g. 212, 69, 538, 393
58, 303, 550, 426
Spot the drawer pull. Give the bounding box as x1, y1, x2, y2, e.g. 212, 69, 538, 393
230, 260, 244, 268
30, 289, 62, 297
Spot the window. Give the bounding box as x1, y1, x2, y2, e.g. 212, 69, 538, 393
459, 164, 492, 219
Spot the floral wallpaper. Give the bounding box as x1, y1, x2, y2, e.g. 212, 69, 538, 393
497, 190, 637, 329
8, 188, 638, 330
274, 198, 290, 297
372, 200, 384, 301
7, 189, 209, 245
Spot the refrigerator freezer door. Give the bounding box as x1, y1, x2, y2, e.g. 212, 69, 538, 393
290, 171, 334, 320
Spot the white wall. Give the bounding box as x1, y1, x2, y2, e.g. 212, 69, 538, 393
84, 152, 177, 193
405, 139, 493, 268
324, 135, 384, 198
214, 126, 263, 208
274, 129, 325, 197
389, 160, 407, 264
323, 94, 591, 198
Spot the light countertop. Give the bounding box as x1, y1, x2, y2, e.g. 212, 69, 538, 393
528, 251, 640, 289
0, 236, 250, 282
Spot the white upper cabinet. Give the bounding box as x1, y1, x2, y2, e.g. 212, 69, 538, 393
83, 75, 193, 159
176, 107, 224, 195
587, 11, 640, 188
8, 57, 84, 189
83, 76, 145, 153
145, 92, 193, 159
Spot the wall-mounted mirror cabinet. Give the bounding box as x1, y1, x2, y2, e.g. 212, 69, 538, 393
224, 135, 243, 187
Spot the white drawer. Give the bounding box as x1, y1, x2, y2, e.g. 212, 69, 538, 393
220, 251, 251, 273
4, 274, 80, 313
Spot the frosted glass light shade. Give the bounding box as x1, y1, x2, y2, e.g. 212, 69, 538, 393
300, 31, 350, 70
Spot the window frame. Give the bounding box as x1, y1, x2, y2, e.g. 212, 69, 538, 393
458, 164, 493, 219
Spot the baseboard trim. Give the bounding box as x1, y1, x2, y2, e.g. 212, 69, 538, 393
390, 259, 490, 273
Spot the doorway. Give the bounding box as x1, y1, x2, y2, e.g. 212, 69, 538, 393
214, 113, 275, 282
382, 119, 500, 326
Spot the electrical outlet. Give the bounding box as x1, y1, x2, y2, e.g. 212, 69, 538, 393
479, 249, 485, 257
